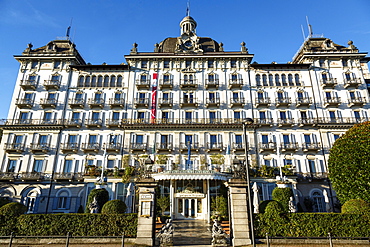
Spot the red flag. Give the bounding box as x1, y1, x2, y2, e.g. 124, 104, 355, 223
151, 73, 158, 123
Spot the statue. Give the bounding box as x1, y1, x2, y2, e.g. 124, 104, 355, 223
211, 219, 229, 246
288, 196, 297, 213
130, 43, 138, 54
89, 196, 100, 213
156, 219, 174, 246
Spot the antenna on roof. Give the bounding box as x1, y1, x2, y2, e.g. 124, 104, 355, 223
66, 18, 73, 39
306, 16, 313, 37
186, 0, 190, 16
301, 25, 306, 41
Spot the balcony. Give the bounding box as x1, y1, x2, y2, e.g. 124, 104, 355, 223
296, 172, 328, 179
64, 118, 82, 128
81, 143, 101, 153
0, 172, 17, 181
156, 142, 173, 152
135, 79, 151, 89
321, 78, 337, 88
180, 79, 198, 89
130, 143, 148, 152
348, 97, 366, 107
106, 119, 120, 128
44, 79, 61, 90
180, 98, 198, 108
40, 98, 57, 108
109, 98, 124, 108
275, 97, 291, 107
158, 98, 173, 108
302, 142, 321, 152
54, 172, 76, 182
61, 143, 79, 153
134, 98, 149, 108
29, 143, 50, 153
323, 97, 341, 107
296, 97, 312, 107
228, 79, 243, 89
69, 98, 85, 108
298, 118, 317, 127
104, 143, 122, 153
259, 142, 276, 152
255, 98, 271, 107
179, 142, 199, 153
205, 142, 223, 152
20, 172, 44, 181
344, 78, 362, 88
229, 98, 245, 107
277, 118, 295, 127
205, 98, 220, 107
256, 118, 274, 127
280, 143, 299, 152
4, 143, 25, 153
232, 143, 244, 152
15, 98, 34, 108
205, 79, 219, 89
39, 119, 60, 125
159, 79, 173, 89
85, 119, 103, 128
20, 79, 37, 90
88, 98, 105, 108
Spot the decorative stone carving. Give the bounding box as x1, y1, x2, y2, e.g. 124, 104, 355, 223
211, 219, 229, 246
131, 43, 138, 54
156, 219, 174, 246
89, 196, 100, 213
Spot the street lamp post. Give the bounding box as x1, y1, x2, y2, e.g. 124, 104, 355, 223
242, 118, 256, 247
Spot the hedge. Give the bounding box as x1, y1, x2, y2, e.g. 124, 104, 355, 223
0, 213, 137, 237
255, 213, 370, 238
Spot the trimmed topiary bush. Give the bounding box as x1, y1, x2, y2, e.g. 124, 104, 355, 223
85, 188, 109, 213
0, 202, 27, 235
101, 200, 127, 214
258, 200, 274, 214
0, 202, 27, 216
272, 187, 293, 213
342, 199, 370, 214
0, 198, 10, 208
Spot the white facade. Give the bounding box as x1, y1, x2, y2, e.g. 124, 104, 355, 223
0, 15, 369, 217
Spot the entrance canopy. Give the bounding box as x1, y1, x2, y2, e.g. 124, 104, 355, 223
152, 170, 230, 181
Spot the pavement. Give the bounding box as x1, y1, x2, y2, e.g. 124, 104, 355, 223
172, 219, 213, 246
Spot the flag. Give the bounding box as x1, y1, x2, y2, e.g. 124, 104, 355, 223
187, 142, 191, 169
151, 73, 158, 123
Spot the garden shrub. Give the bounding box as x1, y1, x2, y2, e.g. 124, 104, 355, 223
258, 200, 274, 214
0, 202, 27, 216
101, 200, 127, 214
85, 188, 109, 213
259, 200, 288, 236
0, 198, 10, 208
0, 202, 27, 235
272, 187, 293, 213
341, 199, 370, 214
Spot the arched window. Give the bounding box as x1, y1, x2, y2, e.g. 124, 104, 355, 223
312, 191, 325, 212
78, 76, 84, 87
91, 76, 97, 87
117, 75, 123, 87
110, 75, 116, 87
281, 74, 287, 86
275, 74, 280, 86
104, 76, 109, 87
268, 74, 274, 86
256, 74, 261, 86
262, 74, 268, 86
85, 76, 90, 87
294, 74, 300, 86
57, 191, 69, 209
97, 76, 103, 87
288, 74, 294, 86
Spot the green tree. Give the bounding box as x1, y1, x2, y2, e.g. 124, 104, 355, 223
328, 121, 370, 203
272, 187, 293, 213
211, 195, 228, 220
101, 200, 127, 214
157, 196, 170, 216
85, 188, 109, 213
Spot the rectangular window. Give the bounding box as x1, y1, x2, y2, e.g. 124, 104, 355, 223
33, 160, 43, 173
162, 111, 169, 119
58, 197, 68, 209
230, 60, 236, 68
38, 135, 48, 144
304, 134, 311, 143
185, 135, 192, 144
136, 135, 144, 144
259, 111, 266, 119
112, 112, 120, 120
300, 111, 307, 119
14, 135, 23, 144
210, 135, 217, 145
283, 135, 290, 144
185, 112, 192, 120
235, 135, 242, 144
107, 160, 114, 169
186, 60, 191, 68
264, 159, 271, 167
7, 160, 17, 173
63, 160, 72, 173
284, 159, 293, 166
354, 111, 361, 120
92, 112, 100, 120
68, 135, 77, 144
333, 134, 340, 141
88, 135, 97, 144
138, 112, 145, 119
141, 60, 148, 68
208, 60, 214, 68
261, 135, 269, 144
308, 160, 316, 173
164, 60, 170, 68
234, 111, 241, 119
280, 111, 287, 119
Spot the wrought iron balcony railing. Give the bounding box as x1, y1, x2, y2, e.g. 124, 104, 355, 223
205, 142, 223, 151
44, 79, 61, 90
275, 97, 291, 106
228, 79, 243, 89
180, 98, 198, 107
323, 97, 341, 107
61, 143, 79, 153
277, 118, 295, 126
295, 97, 312, 106
69, 98, 85, 108
280, 143, 299, 151
156, 142, 173, 151
64, 118, 83, 127
205, 98, 220, 107
29, 143, 50, 153
348, 97, 366, 107
4, 143, 26, 153
134, 98, 149, 107
15, 98, 34, 108
230, 98, 245, 107
259, 142, 276, 152
88, 98, 105, 108
255, 98, 271, 107
106, 119, 120, 128
180, 79, 198, 89
302, 142, 321, 152
130, 142, 148, 151
205, 79, 219, 89
159, 79, 173, 89
40, 98, 58, 108
20, 79, 37, 90
81, 143, 101, 152
343, 78, 362, 88
135, 79, 151, 89
109, 98, 125, 108
321, 78, 337, 88
179, 142, 199, 151
158, 98, 173, 107
104, 143, 122, 152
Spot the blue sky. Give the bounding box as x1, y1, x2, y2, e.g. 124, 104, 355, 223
0, 0, 369, 119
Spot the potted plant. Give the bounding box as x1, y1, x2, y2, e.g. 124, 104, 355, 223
210, 154, 225, 172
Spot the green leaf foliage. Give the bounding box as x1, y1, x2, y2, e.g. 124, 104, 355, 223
101, 200, 127, 214
341, 199, 370, 214
211, 195, 228, 220
0, 202, 27, 216
85, 188, 110, 213
272, 187, 293, 213
328, 121, 370, 204
157, 196, 170, 216
0, 202, 27, 235
0, 198, 10, 208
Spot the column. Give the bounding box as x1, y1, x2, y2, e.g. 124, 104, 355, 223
182, 198, 185, 216
188, 199, 192, 217
170, 180, 174, 219
194, 198, 198, 218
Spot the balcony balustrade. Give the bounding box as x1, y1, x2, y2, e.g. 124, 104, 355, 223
40, 98, 58, 108
159, 79, 173, 89
321, 78, 337, 88
135, 79, 151, 89
20, 172, 45, 181
0, 172, 17, 181
104, 143, 121, 152
158, 98, 173, 108
232, 142, 244, 152
205, 79, 219, 89
323, 97, 341, 107
180, 79, 198, 89
205, 142, 223, 152
259, 142, 276, 152
64, 118, 82, 128
69, 98, 85, 108
156, 142, 173, 152
229, 98, 245, 107
228, 79, 243, 89
298, 118, 317, 126
130, 142, 148, 152
81, 142, 101, 153
61, 143, 79, 153
280, 143, 299, 152
29, 143, 50, 153
85, 119, 103, 128
44, 79, 61, 90
106, 119, 120, 128
15, 98, 34, 108
179, 142, 199, 152
4, 143, 25, 153
88, 98, 105, 108
134, 98, 149, 108
255, 98, 271, 107
295, 97, 312, 107
275, 97, 291, 107
302, 142, 321, 152
54, 172, 77, 181
296, 172, 328, 179
277, 118, 295, 127
344, 78, 362, 88
205, 98, 220, 107
20, 79, 37, 90
180, 98, 198, 108
256, 118, 274, 126
108, 98, 124, 108
348, 97, 366, 107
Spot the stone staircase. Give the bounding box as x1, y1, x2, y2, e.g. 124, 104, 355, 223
172, 220, 212, 246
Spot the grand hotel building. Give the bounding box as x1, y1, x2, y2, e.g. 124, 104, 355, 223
0, 15, 369, 219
